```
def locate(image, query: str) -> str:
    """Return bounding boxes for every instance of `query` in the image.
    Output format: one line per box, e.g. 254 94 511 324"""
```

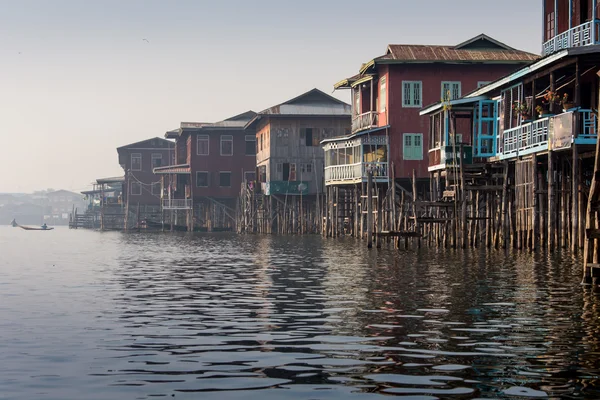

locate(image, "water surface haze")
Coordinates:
1 227 599 399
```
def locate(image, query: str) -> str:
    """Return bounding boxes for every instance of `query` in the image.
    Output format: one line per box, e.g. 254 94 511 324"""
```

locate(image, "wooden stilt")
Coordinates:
367 172 373 249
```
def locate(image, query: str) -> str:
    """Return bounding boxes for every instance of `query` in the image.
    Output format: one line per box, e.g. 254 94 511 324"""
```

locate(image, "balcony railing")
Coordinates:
325 162 388 184
542 20 600 56
325 162 363 182
352 111 378 133
580 109 598 138
502 117 550 157
162 198 192 210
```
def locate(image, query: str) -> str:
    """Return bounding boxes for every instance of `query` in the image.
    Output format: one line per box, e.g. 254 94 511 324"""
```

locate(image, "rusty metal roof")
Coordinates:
380 44 539 63
336 35 540 89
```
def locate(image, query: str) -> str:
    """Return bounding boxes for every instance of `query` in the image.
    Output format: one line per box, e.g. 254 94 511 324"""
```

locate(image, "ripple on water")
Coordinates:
0 230 598 399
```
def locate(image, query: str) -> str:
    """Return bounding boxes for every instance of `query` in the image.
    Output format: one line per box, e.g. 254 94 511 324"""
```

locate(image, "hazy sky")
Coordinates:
1 0 541 193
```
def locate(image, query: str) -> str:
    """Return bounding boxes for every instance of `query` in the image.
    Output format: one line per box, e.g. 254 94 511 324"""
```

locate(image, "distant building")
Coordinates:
155 111 257 231
240 88 351 234
117 137 175 211
45 189 86 224
249 88 351 197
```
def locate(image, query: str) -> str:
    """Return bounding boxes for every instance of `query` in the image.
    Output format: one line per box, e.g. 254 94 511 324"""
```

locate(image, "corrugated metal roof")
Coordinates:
257 88 351 116
336 34 540 89
96 176 125 184
381 45 539 63
117 137 174 150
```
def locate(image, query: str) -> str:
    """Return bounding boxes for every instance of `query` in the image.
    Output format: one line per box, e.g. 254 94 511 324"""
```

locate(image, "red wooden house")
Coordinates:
543 0 599 56
325 34 538 193
154 111 257 231
117 137 175 210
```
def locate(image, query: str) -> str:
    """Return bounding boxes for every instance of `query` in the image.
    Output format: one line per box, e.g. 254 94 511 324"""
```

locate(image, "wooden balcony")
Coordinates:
498 109 597 159
428 146 473 172
542 20 600 56
325 162 389 185
352 111 378 134
162 198 192 210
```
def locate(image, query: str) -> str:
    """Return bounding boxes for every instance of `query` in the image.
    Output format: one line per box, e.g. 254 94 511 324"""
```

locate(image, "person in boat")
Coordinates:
41 223 48 230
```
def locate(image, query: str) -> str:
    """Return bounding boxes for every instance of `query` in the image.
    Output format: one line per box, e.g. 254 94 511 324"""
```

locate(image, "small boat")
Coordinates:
12 220 54 231
18 225 54 231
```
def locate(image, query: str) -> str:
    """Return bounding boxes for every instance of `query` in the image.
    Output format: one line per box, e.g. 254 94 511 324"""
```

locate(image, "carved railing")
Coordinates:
351 111 378 133
542 20 600 56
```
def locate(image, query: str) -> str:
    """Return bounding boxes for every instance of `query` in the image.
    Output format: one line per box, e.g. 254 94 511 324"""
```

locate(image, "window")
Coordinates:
306 163 312 174
131 153 142 171
441 81 461 101
244 171 256 182
477 81 490 88
151 153 162 168
219 172 231 187
196 171 209 187
259 165 267 182
220 135 233 156
131 182 142 195
277 129 289 146
403 81 422 107
151 182 161 196
289 163 297 181
547 11 555 40
403 133 423 160
197 135 209 155
301 128 314 146
260 134 263 151
245 135 256 155
379 77 387 111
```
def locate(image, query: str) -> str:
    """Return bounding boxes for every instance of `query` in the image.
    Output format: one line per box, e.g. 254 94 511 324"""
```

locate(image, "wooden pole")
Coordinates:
354 184 360 237
548 151 555 251
459 144 467 248
532 154 539 250
501 162 509 248
367 171 373 248
391 162 396 235
124 171 130 231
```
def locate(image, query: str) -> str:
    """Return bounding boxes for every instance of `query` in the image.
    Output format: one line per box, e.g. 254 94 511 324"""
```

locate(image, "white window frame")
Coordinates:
441 81 461 101
131 153 142 171
245 135 256 155
477 81 491 88
197 135 209 156
219 171 232 187
196 171 209 188
220 135 233 156
131 182 142 195
402 81 422 108
403 133 424 161
151 153 162 168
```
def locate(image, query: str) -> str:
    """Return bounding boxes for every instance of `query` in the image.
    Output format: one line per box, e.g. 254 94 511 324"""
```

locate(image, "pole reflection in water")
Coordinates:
1 227 600 399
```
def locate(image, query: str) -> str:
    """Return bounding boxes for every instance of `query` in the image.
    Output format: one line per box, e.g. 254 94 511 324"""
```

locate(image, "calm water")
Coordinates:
1 227 600 399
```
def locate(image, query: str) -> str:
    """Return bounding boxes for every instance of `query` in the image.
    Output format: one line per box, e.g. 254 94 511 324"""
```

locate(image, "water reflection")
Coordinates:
1 228 600 399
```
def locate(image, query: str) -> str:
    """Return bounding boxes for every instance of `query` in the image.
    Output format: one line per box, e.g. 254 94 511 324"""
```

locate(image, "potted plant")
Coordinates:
536 105 544 117
513 101 531 120
562 93 575 111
